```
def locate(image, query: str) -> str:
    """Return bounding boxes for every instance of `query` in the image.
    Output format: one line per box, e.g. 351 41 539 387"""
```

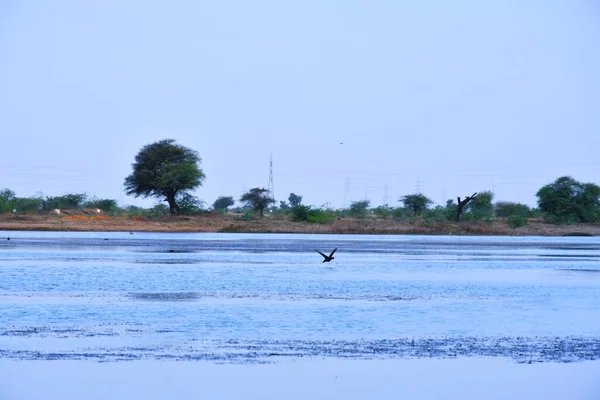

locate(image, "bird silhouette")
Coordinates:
315 248 337 263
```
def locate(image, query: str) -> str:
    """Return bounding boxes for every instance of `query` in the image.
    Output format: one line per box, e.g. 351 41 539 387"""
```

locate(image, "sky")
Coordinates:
1 0 599 209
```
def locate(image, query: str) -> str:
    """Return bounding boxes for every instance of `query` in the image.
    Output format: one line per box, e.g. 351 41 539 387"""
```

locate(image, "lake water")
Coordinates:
1 231 599 363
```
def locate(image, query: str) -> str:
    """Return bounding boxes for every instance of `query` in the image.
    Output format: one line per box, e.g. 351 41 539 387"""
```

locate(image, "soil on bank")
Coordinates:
0 213 599 236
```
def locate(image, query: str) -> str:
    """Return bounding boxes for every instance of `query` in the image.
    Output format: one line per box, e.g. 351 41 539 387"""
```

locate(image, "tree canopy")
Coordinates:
240 188 274 217
494 201 532 218
536 176 600 223
288 193 303 207
124 139 205 215
466 190 494 220
213 196 234 212
400 193 433 217
348 200 370 218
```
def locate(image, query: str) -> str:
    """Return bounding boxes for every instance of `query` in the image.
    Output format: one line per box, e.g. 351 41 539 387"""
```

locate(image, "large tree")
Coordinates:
124 139 205 215
213 196 234 212
400 193 433 217
240 188 274 217
288 193 303 207
536 176 600 223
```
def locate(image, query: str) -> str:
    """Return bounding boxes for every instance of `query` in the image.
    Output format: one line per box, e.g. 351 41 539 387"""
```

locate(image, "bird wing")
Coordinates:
315 249 328 259
328 248 337 257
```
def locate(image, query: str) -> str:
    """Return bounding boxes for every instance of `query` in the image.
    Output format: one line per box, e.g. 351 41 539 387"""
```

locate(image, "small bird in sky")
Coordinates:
315 248 337 263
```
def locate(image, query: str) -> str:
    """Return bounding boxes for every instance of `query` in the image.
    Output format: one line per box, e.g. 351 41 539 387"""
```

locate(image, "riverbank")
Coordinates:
0 214 598 236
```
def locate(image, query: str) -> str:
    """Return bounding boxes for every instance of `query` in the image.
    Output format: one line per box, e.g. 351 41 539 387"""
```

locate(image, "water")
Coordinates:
1 231 599 363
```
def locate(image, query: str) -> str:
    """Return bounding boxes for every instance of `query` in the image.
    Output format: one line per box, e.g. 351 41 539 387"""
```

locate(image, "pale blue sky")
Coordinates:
1 1 598 209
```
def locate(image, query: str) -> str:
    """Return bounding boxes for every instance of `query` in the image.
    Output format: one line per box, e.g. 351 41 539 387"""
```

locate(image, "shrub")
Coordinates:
291 205 311 222
495 201 532 218
372 205 393 219
307 209 334 224
507 215 528 229
234 212 255 221
348 200 370 218
392 207 413 221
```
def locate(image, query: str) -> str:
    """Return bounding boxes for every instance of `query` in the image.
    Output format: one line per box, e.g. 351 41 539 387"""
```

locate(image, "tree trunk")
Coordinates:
456 193 477 222
165 193 180 215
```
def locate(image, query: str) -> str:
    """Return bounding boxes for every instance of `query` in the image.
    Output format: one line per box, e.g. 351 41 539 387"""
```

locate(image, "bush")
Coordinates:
84 198 118 212
507 215 528 229
43 193 87 210
307 209 334 224
392 207 413 221
348 200 370 218
422 206 451 223
372 205 393 219
495 201 531 218
14 197 44 213
290 205 311 222
234 212 255 221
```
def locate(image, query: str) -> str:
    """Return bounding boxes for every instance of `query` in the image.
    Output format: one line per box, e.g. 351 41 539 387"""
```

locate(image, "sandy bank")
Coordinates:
0 214 598 236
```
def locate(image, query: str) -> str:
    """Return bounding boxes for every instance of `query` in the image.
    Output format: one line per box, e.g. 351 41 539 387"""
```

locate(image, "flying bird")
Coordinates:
315 248 337 263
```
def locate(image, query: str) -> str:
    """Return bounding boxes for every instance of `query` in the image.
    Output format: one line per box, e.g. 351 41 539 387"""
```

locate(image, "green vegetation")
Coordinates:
123 139 205 215
348 200 370 218
240 188 274 217
400 193 433 217
494 202 532 218
213 196 235 212
0 189 16 213
536 176 600 223
290 205 334 224
507 215 528 229
1 139 599 230
465 191 494 221
288 193 303 207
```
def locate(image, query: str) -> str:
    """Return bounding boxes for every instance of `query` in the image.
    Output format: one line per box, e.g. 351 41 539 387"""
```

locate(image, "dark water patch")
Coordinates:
123 291 483 303
539 254 600 259
0 326 86 337
5 236 600 256
1 336 598 364
129 258 276 265
0 324 140 338
128 292 202 301
557 268 600 273
131 259 200 265
134 249 199 254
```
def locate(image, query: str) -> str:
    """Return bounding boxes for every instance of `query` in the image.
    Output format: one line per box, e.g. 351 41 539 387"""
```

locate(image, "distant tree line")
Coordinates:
2 139 599 226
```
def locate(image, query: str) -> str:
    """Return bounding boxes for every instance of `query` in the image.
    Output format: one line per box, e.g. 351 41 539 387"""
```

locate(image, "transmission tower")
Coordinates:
343 177 351 207
267 153 275 202
383 181 389 206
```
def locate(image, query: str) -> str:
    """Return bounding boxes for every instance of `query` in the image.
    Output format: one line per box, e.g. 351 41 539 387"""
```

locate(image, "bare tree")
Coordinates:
456 193 477 222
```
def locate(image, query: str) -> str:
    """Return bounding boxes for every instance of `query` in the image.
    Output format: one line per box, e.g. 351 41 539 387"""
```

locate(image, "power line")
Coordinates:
343 177 351 207
383 181 389 206
267 153 275 202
